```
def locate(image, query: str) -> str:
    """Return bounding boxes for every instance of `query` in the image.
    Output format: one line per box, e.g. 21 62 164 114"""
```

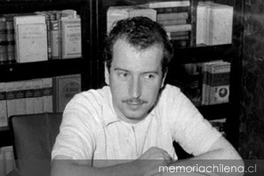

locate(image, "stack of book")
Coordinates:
181 60 231 106
140 0 191 47
0 74 81 128
107 5 157 33
196 2 233 46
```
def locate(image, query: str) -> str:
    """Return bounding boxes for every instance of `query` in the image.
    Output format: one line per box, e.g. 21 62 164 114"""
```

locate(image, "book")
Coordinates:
32 79 43 114
0 82 7 127
208 62 230 105
159 19 187 26
42 78 53 113
201 60 224 105
6 82 16 118
24 80 34 114
14 15 48 63
155 6 190 14
0 17 8 63
139 0 190 9
2 14 16 63
196 2 233 45
196 3 210 45
50 20 60 59
60 18 82 59
157 12 188 21
164 24 192 32
53 74 81 112
14 81 26 115
107 6 157 33
208 3 233 45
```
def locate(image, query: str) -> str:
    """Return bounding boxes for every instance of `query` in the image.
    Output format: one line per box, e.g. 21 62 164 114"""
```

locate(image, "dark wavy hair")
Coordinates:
104 16 174 75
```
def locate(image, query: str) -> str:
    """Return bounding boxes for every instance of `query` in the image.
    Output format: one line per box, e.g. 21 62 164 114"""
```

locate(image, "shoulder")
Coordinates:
69 86 111 108
159 84 186 103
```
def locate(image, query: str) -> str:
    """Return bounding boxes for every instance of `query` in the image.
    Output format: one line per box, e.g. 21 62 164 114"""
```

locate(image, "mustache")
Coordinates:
122 98 147 104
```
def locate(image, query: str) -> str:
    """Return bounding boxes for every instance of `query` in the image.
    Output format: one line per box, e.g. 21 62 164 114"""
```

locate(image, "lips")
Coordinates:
123 99 147 110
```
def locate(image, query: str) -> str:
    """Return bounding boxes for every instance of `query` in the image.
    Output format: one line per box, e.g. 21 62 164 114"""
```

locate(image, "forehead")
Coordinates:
112 39 163 71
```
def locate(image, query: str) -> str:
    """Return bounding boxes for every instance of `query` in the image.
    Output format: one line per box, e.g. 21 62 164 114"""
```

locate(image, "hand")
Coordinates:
136 147 172 176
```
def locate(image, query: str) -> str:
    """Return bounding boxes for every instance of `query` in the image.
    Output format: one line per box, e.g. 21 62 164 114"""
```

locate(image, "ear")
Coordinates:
104 63 110 85
161 69 168 88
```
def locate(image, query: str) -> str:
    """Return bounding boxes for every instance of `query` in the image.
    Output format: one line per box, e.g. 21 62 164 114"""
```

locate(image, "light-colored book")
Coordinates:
14 15 48 63
24 80 34 114
208 62 230 105
14 81 26 115
196 3 210 45
208 3 233 45
107 6 157 33
196 2 233 45
42 78 53 113
32 79 43 114
157 12 188 21
139 0 190 8
6 82 16 118
0 83 7 127
53 74 81 113
164 24 192 32
60 18 82 59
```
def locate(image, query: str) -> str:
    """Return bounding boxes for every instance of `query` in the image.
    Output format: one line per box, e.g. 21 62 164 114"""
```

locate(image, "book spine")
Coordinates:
0 83 7 127
42 78 53 113
159 19 187 26
146 0 190 8
14 81 26 115
157 12 189 21
164 24 192 32
6 82 16 117
0 17 8 64
5 15 16 63
24 80 34 114
32 79 43 114
50 20 60 60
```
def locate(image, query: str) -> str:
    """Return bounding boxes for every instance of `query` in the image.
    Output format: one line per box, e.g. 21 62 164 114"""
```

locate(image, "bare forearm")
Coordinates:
51 159 156 176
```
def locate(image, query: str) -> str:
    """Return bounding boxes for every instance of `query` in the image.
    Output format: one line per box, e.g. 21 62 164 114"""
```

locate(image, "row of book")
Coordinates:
0 9 82 64
0 146 15 176
0 74 81 128
107 0 192 47
181 60 230 106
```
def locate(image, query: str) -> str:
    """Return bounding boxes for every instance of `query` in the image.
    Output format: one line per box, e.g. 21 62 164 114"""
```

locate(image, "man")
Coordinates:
51 17 243 176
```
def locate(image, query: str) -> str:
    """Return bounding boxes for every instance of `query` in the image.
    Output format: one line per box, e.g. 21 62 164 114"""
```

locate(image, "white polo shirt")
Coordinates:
52 84 221 166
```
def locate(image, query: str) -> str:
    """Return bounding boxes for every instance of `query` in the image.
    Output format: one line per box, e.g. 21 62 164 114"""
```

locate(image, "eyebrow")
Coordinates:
114 68 159 75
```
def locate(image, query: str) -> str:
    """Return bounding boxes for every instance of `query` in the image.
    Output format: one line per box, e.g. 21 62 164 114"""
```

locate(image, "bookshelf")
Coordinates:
0 0 93 147
96 0 244 151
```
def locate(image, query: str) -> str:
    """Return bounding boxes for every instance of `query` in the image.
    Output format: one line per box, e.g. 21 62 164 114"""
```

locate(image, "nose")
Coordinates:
129 76 142 99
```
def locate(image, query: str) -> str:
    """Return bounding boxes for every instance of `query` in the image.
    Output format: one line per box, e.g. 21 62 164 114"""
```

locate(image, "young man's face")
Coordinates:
105 38 166 123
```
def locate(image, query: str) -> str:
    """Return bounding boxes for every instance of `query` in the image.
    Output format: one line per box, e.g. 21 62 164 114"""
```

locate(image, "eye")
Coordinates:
118 72 128 78
144 73 156 80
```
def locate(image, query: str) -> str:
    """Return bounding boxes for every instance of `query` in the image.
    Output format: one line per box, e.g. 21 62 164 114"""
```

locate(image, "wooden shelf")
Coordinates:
0 58 86 82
